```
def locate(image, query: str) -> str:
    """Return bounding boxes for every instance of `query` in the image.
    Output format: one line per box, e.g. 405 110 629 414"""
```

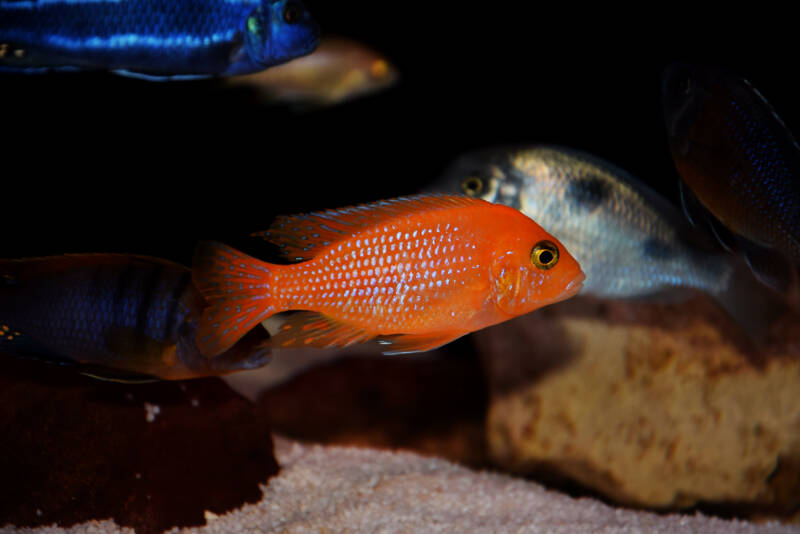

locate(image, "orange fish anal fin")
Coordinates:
377 330 465 355
270 312 374 349
192 242 277 358
251 193 484 261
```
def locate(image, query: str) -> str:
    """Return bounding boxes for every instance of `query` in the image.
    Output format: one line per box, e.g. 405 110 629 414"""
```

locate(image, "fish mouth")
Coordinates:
563 272 586 298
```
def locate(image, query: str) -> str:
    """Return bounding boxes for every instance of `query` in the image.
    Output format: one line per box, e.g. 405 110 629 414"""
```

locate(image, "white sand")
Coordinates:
4 437 797 534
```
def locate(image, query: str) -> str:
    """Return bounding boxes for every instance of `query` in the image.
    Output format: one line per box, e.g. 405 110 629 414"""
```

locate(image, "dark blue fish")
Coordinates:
0 254 270 381
0 0 319 80
662 63 800 294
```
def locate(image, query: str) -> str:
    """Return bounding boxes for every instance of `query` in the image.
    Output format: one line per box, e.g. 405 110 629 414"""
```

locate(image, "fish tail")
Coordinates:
192 242 278 358
711 257 790 344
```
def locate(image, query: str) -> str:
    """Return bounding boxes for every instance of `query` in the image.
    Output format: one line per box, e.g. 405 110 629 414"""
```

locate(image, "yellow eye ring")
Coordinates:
531 240 559 270
461 177 484 196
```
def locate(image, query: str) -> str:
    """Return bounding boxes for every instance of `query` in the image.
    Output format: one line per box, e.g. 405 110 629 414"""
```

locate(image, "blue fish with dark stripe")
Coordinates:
0 0 319 80
0 254 271 381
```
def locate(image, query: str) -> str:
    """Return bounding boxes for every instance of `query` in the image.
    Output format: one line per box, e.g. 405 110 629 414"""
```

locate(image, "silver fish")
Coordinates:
430 145 734 299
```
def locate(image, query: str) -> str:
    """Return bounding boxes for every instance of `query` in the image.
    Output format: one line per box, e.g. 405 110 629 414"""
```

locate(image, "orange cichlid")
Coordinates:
193 194 585 357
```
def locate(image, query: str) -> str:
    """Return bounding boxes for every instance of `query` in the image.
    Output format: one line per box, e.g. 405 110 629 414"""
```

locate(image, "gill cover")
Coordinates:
242 0 318 67
491 251 523 316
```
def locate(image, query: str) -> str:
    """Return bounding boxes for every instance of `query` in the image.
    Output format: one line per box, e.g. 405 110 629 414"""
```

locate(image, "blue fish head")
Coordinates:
243 0 319 68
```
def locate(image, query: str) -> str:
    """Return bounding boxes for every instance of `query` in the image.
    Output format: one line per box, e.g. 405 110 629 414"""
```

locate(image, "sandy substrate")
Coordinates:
5 436 798 534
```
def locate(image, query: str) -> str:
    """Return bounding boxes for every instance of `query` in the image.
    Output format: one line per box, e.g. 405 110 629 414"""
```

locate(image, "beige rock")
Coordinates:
478 294 800 512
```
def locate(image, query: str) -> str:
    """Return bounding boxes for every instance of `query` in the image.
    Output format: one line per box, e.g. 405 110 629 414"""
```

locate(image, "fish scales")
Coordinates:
272 214 483 332
192 194 585 357
662 64 800 295
0 254 270 380
711 79 800 256
663 64 800 256
1 257 184 362
0 0 319 78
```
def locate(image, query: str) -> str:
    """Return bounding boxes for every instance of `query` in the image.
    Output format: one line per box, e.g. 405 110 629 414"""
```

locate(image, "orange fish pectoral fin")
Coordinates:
377 330 466 355
270 312 374 349
192 241 277 358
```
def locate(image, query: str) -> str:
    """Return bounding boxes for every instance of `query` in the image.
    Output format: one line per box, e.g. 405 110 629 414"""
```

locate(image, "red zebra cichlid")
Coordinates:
193 194 584 356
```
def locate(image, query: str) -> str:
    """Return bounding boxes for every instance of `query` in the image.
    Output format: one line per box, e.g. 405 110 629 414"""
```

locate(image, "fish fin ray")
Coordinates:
111 69 212 81
251 193 482 261
79 367 160 383
740 239 798 293
178 322 272 374
708 217 738 252
378 330 464 355
678 179 741 252
678 179 704 227
0 324 72 363
192 242 277 358
0 325 159 382
711 256 790 344
270 312 373 349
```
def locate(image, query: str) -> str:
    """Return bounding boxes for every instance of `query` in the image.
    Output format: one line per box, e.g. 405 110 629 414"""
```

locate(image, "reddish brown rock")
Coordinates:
0 357 278 534
256 345 489 468
478 294 800 515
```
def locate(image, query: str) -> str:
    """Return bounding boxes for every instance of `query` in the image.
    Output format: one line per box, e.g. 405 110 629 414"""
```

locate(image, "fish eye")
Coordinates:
282 1 303 23
246 14 262 35
531 240 559 270
461 176 484 196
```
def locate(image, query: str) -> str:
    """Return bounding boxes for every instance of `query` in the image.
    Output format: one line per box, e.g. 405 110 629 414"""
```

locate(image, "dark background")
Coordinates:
1 5 794 265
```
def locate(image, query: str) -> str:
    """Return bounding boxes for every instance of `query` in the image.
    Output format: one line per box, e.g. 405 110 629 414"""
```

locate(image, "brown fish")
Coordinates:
662 63 800 294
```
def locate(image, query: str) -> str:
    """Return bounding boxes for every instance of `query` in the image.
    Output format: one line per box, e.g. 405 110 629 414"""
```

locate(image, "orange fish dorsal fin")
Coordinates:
270 312 374 349
252 193 482 261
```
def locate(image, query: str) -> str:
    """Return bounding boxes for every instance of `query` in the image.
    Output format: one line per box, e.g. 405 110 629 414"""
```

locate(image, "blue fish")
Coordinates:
0 0 319 80
0 254 271 381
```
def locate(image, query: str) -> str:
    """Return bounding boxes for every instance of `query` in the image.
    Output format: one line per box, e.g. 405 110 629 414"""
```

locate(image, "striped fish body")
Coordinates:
0 0 319 79
0 255 270 380
662 63 800 264
193 195 585 357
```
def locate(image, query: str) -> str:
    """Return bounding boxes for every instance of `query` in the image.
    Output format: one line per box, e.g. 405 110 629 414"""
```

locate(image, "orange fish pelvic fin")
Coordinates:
270 312 374 349
192 242 277 357
377 330 466 355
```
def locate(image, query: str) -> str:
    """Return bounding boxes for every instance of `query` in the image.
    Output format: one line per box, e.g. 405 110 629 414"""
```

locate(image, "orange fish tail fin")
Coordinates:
192 242 278 357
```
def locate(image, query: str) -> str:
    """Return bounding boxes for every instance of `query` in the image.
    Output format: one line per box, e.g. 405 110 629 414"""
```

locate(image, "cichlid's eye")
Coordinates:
247 14 262 35
461 176 484 196
283 1 303 23
531 240 559 270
